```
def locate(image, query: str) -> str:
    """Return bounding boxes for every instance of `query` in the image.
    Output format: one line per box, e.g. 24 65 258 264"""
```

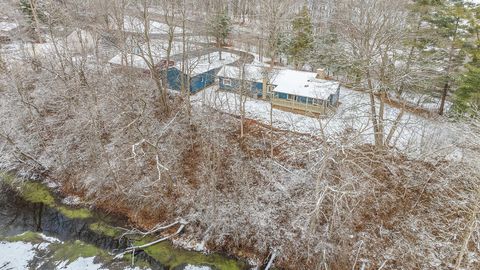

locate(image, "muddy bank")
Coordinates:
0 172 250 270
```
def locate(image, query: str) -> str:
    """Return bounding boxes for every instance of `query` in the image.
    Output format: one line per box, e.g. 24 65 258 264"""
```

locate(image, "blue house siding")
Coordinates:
166 67 185 91
190 68 220 93
218 77 264 98
166 67 221 94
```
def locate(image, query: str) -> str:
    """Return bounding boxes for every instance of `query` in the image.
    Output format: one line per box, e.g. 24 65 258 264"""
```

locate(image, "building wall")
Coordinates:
218 77 264 98
190 68 220 94
328 86 341 106
166 67 185 91
167 67 220 93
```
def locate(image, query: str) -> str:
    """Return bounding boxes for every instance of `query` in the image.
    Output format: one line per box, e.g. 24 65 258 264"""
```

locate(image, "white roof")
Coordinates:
178 51 239 76
272 69 339 100
218 65 266 82
122 16 187 35
108 41 196 69
0 22 17 32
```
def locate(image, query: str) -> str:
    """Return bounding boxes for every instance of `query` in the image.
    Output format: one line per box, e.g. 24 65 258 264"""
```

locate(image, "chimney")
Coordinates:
316 68 326 79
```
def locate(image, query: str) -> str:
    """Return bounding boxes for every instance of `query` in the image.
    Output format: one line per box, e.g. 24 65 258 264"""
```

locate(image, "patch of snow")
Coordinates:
0 21 17 32
0 241 37 269
56 257 105 270
184 265 212 270
194 242 206 252
46 180 59 189
62 195 82 206
399 91 452 112
445 148 463 162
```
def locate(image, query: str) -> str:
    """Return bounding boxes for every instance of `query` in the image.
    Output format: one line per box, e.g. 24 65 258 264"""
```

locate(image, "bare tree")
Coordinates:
334 0 408 149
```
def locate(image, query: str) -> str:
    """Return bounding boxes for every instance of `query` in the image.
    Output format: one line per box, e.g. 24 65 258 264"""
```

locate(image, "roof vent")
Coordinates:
304 84 309 87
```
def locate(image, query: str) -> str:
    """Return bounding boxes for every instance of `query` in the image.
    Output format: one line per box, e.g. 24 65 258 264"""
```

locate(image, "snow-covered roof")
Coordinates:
218 65 267 82
178 51 239 76
121 16 187 35
108 41 195 69
0 22 18 32
218 65 340 99
272 69 340 100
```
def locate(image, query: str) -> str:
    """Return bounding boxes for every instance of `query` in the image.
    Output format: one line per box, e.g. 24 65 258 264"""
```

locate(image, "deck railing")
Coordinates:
271 98 327 114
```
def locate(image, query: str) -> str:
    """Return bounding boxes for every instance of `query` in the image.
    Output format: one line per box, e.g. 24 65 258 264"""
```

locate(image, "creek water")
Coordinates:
0 175 249 270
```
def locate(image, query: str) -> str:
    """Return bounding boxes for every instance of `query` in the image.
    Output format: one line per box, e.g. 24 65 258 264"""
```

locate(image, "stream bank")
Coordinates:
0 172 250 270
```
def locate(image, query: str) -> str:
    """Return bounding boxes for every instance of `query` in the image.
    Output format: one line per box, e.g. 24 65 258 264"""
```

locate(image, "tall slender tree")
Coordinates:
428 0 470 115
208 12 231 60
288 5 314 69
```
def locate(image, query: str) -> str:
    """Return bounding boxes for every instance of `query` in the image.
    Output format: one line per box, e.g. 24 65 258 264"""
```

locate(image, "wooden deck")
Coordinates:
271 98 328 115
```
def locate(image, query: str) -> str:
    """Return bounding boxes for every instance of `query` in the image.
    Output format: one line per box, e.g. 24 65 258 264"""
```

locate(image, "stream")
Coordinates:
0 173 249 270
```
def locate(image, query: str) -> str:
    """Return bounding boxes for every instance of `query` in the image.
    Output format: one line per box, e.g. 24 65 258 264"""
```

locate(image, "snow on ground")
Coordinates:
0 241 37 269
399 91 452 112
193 85 458 157
0 233 147 270
184 265 212 270
0 21 17 32
56 257 105 270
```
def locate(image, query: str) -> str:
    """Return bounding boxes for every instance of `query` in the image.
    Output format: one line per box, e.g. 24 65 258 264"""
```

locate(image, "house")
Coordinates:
109 45 240 93
218 64 341 115
270 69 340 115
218 65 267 98
166 51 239 94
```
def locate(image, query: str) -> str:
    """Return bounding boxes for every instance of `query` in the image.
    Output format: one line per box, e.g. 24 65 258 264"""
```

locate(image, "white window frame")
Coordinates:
223 78 232 86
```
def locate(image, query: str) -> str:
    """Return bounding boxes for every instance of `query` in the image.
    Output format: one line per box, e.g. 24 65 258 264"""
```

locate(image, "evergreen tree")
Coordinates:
208 12 231 60
454 64 480 115
208 12 231 58
19 0 46 24
19 0 46 42
427 0 470 115
454 4 480 115
288 6 313 69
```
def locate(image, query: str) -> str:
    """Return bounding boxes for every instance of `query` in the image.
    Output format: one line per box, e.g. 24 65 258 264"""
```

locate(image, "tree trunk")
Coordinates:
438 81 449 115
438 17 460 115
367 71 384 150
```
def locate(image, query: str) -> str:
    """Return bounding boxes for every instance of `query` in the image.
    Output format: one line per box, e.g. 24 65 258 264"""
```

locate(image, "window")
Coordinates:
312 99 322 106
296 96 307 104
266 85 273 94
223 78 232 86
